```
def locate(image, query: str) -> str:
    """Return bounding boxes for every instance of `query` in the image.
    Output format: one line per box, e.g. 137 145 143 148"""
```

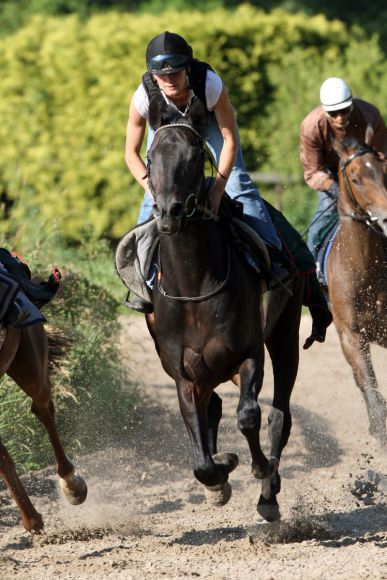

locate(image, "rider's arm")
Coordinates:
210 85 238 213
125 98 149 191
300 116 336 192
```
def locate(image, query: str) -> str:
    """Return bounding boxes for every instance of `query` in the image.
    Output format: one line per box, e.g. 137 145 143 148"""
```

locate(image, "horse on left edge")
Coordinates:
0 290 87 532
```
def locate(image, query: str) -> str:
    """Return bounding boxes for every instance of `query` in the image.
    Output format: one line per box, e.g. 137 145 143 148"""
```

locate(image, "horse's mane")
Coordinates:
340 137 374 154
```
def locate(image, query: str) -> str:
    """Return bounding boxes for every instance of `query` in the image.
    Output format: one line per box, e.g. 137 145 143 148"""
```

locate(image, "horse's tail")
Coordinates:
46 326 72 372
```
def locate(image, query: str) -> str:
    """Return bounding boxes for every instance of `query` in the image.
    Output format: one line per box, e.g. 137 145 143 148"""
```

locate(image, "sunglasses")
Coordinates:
148 54 189 72
327 106 352 118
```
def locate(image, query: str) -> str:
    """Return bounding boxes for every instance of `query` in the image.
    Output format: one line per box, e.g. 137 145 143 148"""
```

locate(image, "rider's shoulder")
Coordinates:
353 98 382 118
301 105 327 132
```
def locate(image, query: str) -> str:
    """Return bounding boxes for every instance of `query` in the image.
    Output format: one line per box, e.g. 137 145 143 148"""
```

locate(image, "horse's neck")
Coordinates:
338 217 386 263
159 224 227 291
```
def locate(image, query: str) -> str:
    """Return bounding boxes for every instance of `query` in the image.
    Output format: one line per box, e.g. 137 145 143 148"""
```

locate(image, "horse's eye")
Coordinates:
351 175 362 187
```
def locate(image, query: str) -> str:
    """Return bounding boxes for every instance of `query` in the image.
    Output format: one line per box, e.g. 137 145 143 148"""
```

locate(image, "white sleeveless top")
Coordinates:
132 69 223 118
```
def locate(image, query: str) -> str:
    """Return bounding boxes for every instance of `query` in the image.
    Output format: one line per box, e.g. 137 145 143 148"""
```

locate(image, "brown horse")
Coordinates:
143 98 305 522
0 322 87 532
327 127 387 445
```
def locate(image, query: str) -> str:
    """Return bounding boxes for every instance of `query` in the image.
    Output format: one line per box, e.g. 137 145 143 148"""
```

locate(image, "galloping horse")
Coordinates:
0 322 87 532
144 98 305 522
327 128 387 445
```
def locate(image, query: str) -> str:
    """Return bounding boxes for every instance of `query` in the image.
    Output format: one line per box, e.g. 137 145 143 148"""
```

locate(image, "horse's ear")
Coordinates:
148 96 167 130
331 135 347 158
148 97 179 130
186 97 209 132
365 124 374 147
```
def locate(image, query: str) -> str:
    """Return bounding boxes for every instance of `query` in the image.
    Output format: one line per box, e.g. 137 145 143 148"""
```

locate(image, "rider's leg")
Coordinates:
307 190 338 257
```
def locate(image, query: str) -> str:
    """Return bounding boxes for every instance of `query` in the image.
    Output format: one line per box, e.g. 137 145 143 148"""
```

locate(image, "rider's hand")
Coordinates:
209 180 226 214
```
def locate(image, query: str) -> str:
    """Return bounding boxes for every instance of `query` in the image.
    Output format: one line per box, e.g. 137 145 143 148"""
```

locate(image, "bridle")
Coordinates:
148 121 231 302
146 122 220 222
339 147 386 236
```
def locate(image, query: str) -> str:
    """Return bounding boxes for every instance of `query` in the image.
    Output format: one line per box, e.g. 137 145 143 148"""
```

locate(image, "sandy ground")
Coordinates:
0 314 386 579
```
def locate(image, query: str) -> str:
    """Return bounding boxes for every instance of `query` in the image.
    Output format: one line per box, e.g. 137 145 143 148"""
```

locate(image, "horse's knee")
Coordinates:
31 398 54 422
237 399 260 434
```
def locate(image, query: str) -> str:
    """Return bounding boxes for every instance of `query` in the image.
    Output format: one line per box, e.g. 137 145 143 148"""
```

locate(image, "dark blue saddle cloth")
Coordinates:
0 248 60 309
315 224 340 287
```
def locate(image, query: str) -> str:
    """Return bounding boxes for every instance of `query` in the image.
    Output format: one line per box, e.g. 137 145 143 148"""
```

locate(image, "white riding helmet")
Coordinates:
320 77 352 112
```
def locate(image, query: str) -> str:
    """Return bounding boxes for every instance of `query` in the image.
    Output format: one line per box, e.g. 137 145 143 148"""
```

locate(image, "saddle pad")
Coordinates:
0 270 19 319
115 218 158 303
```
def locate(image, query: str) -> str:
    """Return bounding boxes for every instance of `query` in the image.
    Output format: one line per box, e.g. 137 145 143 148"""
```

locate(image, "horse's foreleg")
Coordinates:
0 439 43 532
177 381 235 505
30 396 87 505
339 328 387 444
237 352 272 479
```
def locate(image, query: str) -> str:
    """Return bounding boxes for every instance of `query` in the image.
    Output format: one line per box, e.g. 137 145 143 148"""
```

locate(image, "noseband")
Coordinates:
340 147 385 235
147 122 219 222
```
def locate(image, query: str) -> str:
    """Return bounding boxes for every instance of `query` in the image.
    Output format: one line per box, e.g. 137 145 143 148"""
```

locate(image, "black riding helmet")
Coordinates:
146 31 193 75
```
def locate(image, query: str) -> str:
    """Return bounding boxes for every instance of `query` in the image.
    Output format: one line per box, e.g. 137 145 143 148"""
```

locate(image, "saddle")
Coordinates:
115 204 272 304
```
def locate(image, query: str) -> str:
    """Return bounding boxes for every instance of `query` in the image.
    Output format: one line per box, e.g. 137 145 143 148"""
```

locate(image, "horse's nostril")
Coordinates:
170 203 183 218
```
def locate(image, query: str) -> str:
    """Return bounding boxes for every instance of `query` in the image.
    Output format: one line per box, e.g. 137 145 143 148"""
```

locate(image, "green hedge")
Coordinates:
0 7 386 240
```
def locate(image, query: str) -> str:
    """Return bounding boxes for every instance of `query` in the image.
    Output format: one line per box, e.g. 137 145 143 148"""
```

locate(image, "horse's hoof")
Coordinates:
59 473 88 505
257 494 281 523
23 514 44 533
204 481 232 506
212 452 239 473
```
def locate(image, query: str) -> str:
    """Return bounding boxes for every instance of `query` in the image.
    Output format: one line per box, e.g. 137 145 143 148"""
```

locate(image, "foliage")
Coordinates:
0 229 137 473
0 7 386 242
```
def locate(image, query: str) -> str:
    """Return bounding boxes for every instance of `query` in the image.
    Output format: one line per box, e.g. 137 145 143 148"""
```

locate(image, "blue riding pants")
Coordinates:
137 113 282 250
307 190 338 258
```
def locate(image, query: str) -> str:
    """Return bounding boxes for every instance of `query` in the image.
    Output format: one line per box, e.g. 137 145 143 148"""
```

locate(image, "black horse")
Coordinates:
144 98 305 521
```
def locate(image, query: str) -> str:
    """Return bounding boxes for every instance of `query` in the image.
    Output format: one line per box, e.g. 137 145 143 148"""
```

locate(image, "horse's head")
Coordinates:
332 126 387 235
147 97 209 234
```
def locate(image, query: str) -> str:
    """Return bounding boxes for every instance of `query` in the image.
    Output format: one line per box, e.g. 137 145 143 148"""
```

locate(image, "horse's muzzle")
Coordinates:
154 202 184 234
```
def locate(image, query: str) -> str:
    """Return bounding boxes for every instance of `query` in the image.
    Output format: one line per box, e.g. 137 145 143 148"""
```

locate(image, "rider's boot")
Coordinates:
303 272 333 349
266 245 292 287
125 294 153 314
1 301 29 329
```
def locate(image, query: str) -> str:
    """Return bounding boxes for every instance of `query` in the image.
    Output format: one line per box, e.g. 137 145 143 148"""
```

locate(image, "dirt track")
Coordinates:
0 314 386 579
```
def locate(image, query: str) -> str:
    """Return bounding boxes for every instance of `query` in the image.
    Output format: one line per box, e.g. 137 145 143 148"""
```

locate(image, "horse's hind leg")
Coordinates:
30 396 87 504
260 292 302 522
0 439 44 532
8 329 87 505
237 350 273 480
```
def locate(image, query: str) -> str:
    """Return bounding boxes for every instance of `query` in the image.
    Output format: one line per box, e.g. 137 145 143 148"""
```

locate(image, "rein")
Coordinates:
156 241 231 302
339 148 386 236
